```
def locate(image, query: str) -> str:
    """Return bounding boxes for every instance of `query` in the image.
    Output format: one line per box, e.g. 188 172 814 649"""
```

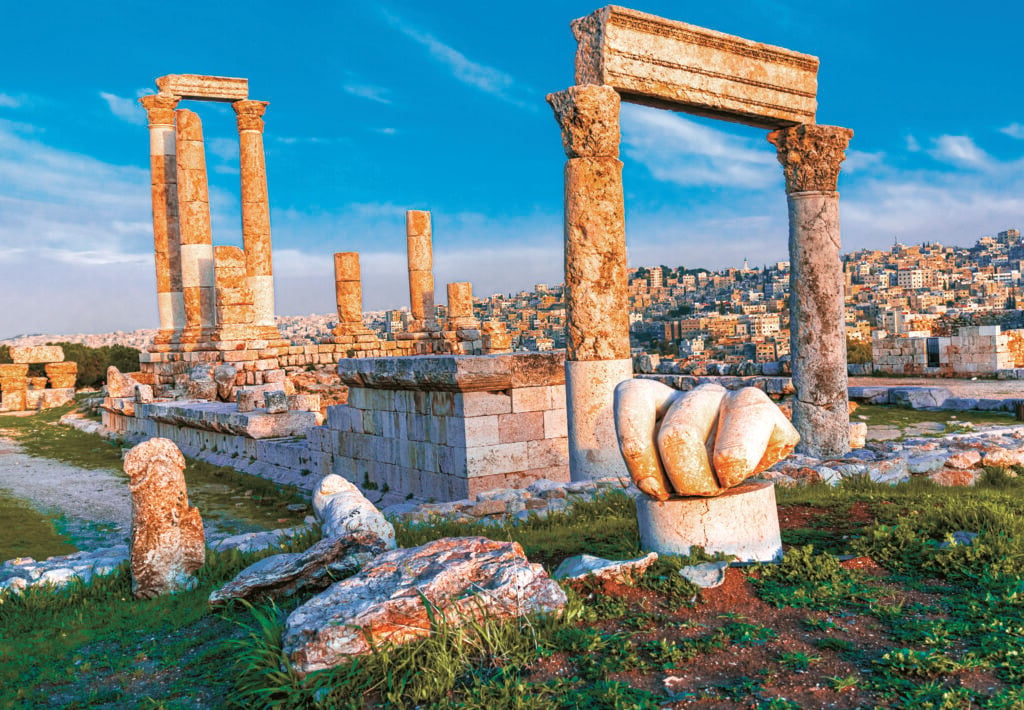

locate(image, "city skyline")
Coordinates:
3 1 1024 337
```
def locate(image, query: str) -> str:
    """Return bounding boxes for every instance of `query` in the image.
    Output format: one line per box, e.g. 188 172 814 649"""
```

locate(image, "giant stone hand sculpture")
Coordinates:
614 381 799 500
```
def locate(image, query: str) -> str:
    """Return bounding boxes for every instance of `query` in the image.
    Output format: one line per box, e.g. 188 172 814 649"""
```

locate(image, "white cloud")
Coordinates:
1000 123 1024 140
380 9 534 110
928 134 993 170
207 137 239 161
906 135 921 152
0 94 21 109
342 80 392 104
620 104 779 189
842 149 886 174
99 91 146 125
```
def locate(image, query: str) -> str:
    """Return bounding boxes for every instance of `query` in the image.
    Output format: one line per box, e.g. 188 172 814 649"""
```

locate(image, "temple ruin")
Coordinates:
549 6 853 472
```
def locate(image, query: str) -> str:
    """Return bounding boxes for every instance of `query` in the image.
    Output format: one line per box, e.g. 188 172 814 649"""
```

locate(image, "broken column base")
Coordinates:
635 481 782 562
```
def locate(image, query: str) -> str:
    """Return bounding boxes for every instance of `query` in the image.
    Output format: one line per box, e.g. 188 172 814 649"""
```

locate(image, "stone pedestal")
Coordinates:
549 85 632 481
768 124 853 459
635 481 782 562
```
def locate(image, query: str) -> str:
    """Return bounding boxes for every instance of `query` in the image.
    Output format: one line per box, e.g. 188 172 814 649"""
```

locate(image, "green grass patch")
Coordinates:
854 404 1015 429
0 488 77 559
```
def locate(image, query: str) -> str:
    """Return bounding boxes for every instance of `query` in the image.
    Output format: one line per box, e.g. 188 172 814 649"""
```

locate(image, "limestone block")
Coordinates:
27 377 48 390
288 394 321 412
134 384 154 403
123 439 204 598
636 481 782 562
47 374 77 390
460 391 513 417
543 408 568 438
187 379 218 401
282 537 565 673
553 552 658 584
1 388 26 412
107 367 140 398
312 474 396 548
526 438 570 468
24 389 44 410
10 345 64 364
265 390 289 414
213 363 237 402
464 415 500 447
0 363 29 378
849 421 867 449
566 358 633 481
41 388 75 409
466 442 529 476
546 84 620 158
155 74 248 101
571 6 817 129
498 411 545 443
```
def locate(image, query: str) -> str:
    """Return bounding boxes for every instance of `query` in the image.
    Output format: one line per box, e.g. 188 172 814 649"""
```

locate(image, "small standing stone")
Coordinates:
213 363 238 402
123 438 205 598
265 390 289 413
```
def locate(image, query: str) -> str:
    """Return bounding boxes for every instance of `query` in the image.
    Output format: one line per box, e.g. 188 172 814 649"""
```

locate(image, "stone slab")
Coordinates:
137 401 317 439
572 5 818 128
10 345 64 364
336 352 565 392
154 74 248 101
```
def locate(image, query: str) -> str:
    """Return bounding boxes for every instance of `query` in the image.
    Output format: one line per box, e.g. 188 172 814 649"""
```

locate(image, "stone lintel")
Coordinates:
138 401 316 439
336 352 567 392
571 5 818 129
155 74 248 102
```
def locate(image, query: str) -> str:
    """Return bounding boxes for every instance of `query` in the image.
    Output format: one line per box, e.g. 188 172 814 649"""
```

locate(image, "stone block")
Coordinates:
511 386 553 413
460 391 512 417
47 374 77 390
24 389 44 410
155 74 248 101
1 388 26 411
0 364 29 378
27 377 48 390
41 388 75 409
265 390 289 414
498 411 545 443
10 345 64 364
466 442 529 477
464 415 500 447
543 408 568 438
526 438 570 468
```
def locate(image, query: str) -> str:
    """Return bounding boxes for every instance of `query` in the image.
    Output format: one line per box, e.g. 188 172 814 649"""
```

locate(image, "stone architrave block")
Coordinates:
10 345 65 364
155 74 248 101
0 364 29 378
571 5 818 128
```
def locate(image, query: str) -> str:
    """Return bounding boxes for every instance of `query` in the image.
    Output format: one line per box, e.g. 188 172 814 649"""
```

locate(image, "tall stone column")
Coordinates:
768 124 853 458
233 100 278 333
333 252 364 335
139 94 184 343
548 85 632 481
175 109 216 342
406 210 436 329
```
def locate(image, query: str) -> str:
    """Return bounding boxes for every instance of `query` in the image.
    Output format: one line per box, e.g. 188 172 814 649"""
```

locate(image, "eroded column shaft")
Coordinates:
548 84 631 480
768 124 853 457
333 252 364 334
406 210 435 327
234 100 276 328
140 94 184 339
447 281 474 323
175 109 216 337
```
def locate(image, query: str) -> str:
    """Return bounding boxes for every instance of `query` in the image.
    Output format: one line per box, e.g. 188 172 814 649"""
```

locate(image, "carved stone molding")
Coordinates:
233 100 269 133
767 124 853 193
139 94 181 127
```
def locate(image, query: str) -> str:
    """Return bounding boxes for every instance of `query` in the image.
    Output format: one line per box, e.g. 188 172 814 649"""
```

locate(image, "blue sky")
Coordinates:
2 1 1024 337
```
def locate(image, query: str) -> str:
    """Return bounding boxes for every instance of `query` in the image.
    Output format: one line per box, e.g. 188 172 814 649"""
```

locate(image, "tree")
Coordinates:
847 338 872 364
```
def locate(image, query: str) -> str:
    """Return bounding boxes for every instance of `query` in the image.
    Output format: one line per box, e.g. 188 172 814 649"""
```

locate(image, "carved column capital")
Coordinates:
233 100 269 133
139 93 181 127
767 124 853 193
546 84 620 159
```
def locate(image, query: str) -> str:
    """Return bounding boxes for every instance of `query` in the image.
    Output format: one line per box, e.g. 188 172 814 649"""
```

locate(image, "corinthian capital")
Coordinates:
767 124 853 193
233 100 269 133
139 93 181 127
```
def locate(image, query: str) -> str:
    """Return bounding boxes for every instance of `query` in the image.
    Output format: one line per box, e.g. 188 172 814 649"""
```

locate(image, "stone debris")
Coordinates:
208 523 314 554
209 532 387 605
124 438 205 598
312 474 396 549
678 561 730 589
282 536 566 674
0 545 128 596
106 367 141 399
553 552 658 584
0 347 76 413
213 363 238 402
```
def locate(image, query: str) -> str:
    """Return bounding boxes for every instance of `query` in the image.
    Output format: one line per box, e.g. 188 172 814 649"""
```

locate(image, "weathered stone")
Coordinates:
678 561 730 589
769 124 853 458
237 389 258 412
553 552 657 584
134 384 154 403
282 537 566 674
0 363 29 378
983 448 1024 468
636 481 782 562
209 532 386 605
849 421 867 449
889 387 954 410
333 252 364 334
566 359 633 480
312 474 396 549
213 363 237 402
155 74 248 101
106 367 140 398
123 438 204 598
546 85 620 158
406 210 435 325
187 379 218 401
264 390 289 413
929 468 979 487
946 450 982 469
10 345 64 364
571 6 818 129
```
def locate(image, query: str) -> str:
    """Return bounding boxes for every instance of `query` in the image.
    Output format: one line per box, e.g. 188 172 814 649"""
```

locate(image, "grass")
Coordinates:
853 403 1015 429
0 488 77 559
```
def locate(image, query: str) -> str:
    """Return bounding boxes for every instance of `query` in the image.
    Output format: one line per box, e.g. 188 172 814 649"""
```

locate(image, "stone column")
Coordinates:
139 94 184 343
548 85 632 481
406 210 435 329
233 100 277 331
768 124 853 458
333 252 364 335
446 281 475 328
175 109 216 342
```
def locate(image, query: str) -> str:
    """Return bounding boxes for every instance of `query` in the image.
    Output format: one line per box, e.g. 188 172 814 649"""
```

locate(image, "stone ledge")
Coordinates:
137 401 317 439
337 352 566 392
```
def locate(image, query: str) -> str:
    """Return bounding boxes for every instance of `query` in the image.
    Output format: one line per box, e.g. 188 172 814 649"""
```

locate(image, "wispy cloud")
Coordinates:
379 8 535 110
0 93 22 109
620 104 778 189
99 90 148 125
207 137 239 161
1000 123 1024 140
342 73 393 104
927 134 993 170
842 149 886 174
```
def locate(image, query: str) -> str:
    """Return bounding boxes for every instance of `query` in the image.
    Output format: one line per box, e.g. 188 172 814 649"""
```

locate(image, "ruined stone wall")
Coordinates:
872 326 1014 377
